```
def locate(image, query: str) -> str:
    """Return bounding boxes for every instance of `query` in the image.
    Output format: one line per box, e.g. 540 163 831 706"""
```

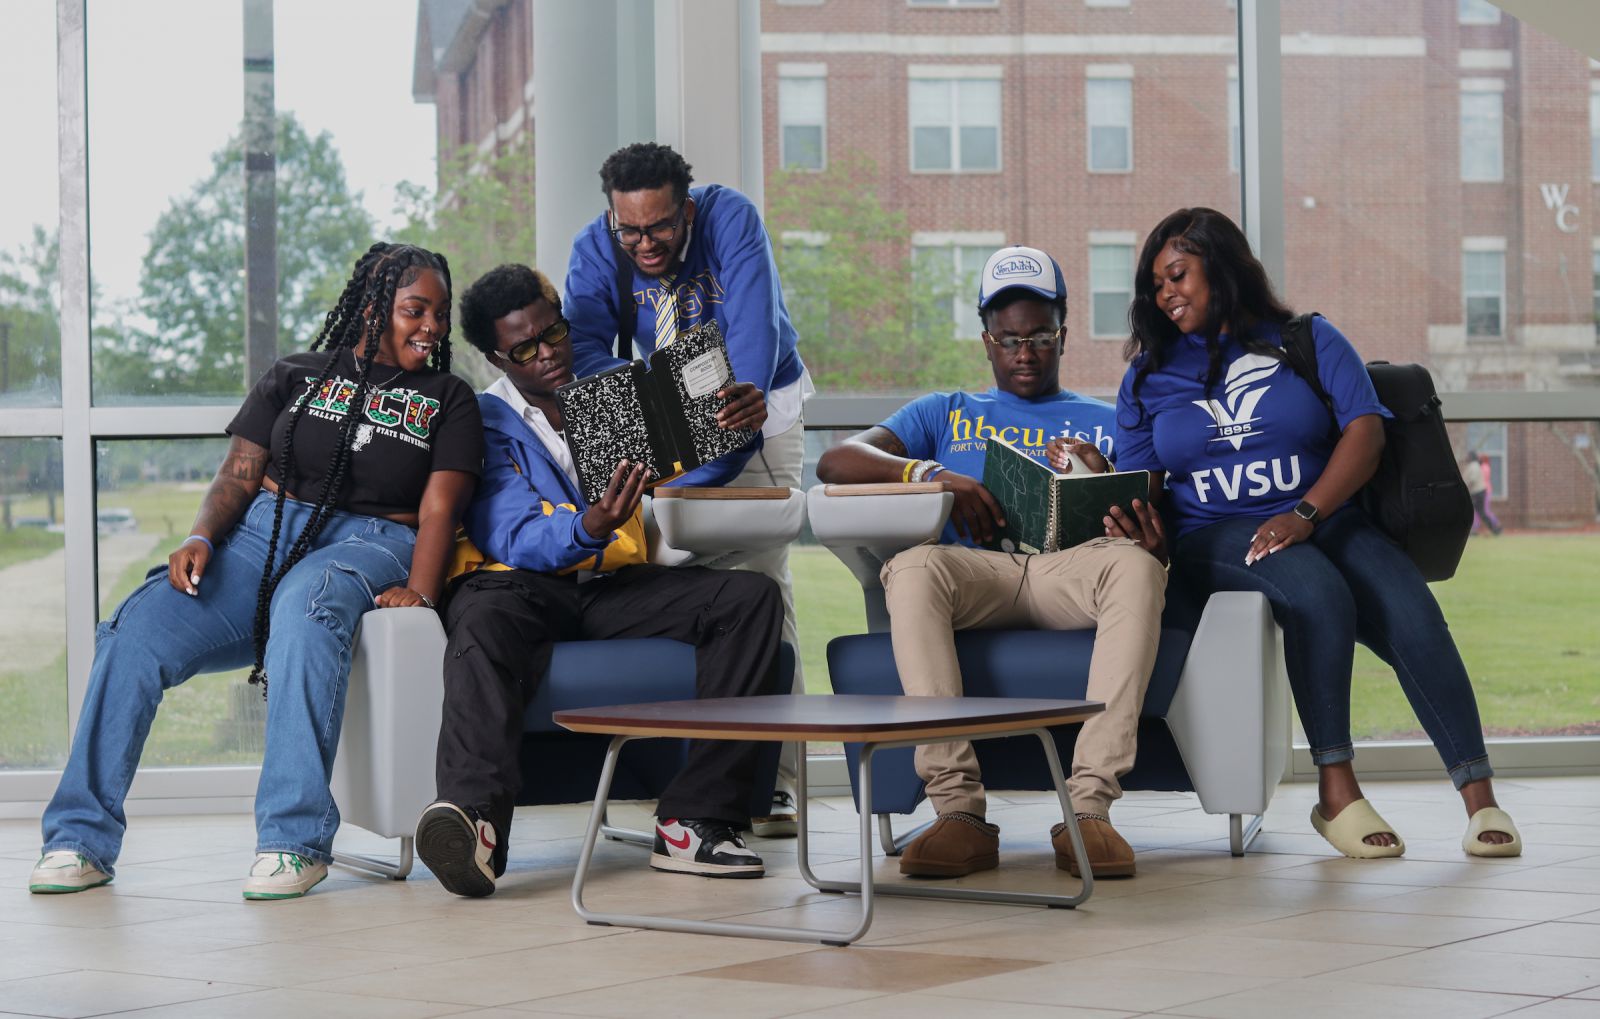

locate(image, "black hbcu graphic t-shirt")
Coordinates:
227 348 483 519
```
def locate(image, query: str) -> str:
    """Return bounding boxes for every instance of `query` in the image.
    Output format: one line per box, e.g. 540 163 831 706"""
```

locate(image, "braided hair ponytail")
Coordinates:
246 243 453 696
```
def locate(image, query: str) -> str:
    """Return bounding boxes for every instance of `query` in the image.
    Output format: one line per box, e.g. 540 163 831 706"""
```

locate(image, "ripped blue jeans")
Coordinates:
41 491 415 874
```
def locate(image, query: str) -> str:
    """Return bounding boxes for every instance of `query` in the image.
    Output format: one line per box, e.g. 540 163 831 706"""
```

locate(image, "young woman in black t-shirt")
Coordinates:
32 243 483 901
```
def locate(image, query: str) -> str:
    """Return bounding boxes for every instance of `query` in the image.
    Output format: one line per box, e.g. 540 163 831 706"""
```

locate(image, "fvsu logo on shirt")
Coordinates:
1188 354 1303 503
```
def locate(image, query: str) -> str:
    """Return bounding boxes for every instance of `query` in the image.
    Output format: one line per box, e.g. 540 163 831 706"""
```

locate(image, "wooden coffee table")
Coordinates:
553 693 1104 946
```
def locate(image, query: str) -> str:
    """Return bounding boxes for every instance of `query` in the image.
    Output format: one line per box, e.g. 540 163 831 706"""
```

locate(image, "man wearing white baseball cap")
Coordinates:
817 245 1167 879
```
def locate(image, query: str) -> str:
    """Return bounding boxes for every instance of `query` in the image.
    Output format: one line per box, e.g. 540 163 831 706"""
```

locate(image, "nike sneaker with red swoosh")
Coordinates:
651 817 764 878
416 800 497 897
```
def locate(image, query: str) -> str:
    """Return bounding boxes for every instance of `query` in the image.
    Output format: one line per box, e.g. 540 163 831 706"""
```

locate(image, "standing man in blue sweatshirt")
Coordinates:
414 264 783 898
564 142 812 836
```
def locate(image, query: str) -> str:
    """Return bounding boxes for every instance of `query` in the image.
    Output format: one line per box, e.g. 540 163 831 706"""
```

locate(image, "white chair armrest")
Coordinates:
650 487 805 556
332 607 448 839
1164 591 1290 817
806 483 955 632
805 484 953 586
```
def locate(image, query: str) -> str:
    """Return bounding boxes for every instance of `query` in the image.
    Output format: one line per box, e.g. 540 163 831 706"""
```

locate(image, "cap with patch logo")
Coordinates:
976 245 1068 312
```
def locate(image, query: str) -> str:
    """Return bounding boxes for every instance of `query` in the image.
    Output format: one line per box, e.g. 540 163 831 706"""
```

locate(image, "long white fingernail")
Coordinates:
186 586 196 596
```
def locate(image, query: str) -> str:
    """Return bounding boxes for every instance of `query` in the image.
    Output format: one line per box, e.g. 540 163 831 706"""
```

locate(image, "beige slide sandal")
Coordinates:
1311 798 1405 859
1463 806 1523 858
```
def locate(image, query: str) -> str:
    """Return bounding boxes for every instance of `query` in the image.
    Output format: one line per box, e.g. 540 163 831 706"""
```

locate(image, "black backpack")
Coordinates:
1279 313 1474 582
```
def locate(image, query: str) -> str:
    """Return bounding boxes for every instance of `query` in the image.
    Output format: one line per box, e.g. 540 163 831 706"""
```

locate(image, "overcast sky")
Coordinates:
2 0 436 305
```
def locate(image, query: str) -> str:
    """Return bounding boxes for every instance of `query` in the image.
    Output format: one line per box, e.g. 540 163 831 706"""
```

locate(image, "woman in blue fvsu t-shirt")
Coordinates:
1112 208 1521 861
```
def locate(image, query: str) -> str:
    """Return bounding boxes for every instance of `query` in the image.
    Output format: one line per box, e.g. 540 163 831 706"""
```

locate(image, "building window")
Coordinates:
1591 91 1600 183
1085 0 1132 7
1463 249 1505 339
1228 73 1241 174
914 243 998 339
1592 250 1599 336
909 77 1001 172
908 0 999 7
779 76 826 171
1459 88 1503 182
1089 242 1134 337
1458 0 1502 25
1086 77 1133 172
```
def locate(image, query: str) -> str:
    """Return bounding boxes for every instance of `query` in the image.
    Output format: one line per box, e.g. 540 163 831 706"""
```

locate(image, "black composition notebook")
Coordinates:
556 320 756 504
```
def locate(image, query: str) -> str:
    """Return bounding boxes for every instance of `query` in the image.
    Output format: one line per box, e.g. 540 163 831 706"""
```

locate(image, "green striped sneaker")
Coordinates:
241 852 327 901
29 851 111 894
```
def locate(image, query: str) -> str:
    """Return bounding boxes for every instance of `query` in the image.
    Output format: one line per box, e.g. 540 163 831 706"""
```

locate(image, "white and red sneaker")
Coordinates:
651 817 764 878
416 800 497 897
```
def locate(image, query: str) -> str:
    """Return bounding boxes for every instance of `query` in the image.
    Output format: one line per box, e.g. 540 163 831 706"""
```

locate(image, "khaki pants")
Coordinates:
880 539 1166 819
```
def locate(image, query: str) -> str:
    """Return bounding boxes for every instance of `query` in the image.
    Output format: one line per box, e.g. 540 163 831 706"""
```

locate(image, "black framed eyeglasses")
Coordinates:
610 205 685 248
503 318 570 364
984 327 1062 353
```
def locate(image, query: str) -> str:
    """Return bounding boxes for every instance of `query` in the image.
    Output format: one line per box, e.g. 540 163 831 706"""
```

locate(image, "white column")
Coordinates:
533 0 642 294
653 0 765 207
1238 0 1285 289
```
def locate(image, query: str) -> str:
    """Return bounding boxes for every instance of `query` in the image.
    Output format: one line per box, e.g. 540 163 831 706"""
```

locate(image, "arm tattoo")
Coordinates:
859 426 908 458
191 440 269 538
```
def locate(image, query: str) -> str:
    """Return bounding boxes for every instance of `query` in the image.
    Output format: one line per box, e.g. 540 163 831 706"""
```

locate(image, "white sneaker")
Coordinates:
241 852 327 901
29 851 111 894
750 790 799 838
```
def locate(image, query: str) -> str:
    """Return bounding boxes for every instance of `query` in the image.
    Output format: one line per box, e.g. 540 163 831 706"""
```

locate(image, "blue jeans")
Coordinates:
41 492 416 874
1172 506 1492 788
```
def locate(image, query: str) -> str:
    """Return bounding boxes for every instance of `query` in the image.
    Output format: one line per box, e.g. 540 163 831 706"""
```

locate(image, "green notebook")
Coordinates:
980 437 1151 554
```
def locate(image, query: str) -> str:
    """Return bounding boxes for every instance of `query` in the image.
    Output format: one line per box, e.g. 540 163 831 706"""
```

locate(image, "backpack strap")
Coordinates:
1278 312 1336 426
612 239 635 360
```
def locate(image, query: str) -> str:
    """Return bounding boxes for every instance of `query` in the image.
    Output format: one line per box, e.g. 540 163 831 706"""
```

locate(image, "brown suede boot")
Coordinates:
1052 814 1135 878
898 812 1000 878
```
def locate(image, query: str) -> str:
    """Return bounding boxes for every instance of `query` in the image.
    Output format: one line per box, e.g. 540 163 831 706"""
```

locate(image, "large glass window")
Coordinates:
1459 86 1504 182
1086 76 1133 173
0 2 62 409
1280 1 1598 747
0 438 67 769
909 75 1001 172
1464 248 1505 340
87 1 248 405
779 74 827 171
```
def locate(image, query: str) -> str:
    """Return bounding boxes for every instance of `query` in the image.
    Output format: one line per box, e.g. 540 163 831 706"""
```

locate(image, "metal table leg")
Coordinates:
796 727 1093 910
332 837 413 880
572 736 874 945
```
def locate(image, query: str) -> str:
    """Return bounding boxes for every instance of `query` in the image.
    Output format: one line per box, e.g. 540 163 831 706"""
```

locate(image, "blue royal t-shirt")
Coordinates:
1113 316 1390 536
880 387 1117 547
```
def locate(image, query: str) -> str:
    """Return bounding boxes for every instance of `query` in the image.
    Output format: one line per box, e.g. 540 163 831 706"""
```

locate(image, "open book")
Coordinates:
556 320 755 504
981 437 1150 554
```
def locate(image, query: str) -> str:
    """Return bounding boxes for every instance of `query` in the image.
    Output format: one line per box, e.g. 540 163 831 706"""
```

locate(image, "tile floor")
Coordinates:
3 776 1599 1017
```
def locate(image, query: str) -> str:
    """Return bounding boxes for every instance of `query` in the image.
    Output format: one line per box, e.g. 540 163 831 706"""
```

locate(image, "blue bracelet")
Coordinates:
183 534 214 553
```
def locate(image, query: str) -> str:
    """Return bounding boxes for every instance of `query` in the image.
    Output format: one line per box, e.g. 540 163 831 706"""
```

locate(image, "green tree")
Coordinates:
766 152 988 394
395 142 536 389
0 225 63 405
96 113 375 399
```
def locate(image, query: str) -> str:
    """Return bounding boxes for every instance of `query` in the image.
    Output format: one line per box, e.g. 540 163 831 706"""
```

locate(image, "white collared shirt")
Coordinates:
486 376 579 489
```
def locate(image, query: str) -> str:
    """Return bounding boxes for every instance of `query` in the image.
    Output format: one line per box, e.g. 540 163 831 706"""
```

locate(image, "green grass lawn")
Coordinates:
791 536 1600 739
